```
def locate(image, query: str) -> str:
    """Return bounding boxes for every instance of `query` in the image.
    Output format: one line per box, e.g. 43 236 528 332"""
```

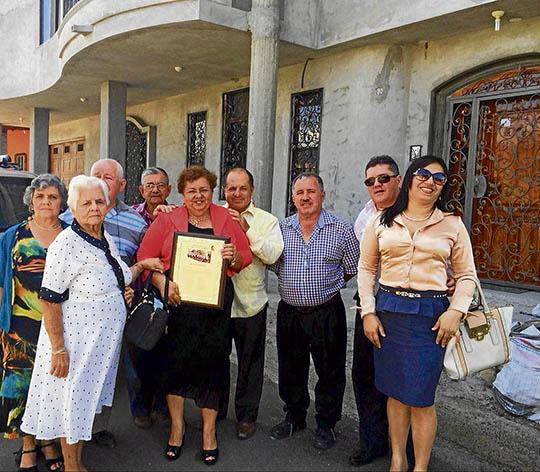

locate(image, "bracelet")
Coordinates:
53 347 67 356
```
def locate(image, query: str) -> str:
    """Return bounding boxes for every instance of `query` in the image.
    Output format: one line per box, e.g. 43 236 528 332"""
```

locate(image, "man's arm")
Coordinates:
245 215 284 265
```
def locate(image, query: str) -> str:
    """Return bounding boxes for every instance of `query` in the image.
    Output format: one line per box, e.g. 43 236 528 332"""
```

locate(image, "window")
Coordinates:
186 111 207 167
63 0 81 17
220 88 249 197
287 89 323 215
40 0 60 44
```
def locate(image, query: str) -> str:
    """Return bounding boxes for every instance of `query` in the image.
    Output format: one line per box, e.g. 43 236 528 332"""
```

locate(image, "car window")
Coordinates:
0 176 31 231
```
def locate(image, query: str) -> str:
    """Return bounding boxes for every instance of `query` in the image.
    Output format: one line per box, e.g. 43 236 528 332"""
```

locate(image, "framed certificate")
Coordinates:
170 232 230 309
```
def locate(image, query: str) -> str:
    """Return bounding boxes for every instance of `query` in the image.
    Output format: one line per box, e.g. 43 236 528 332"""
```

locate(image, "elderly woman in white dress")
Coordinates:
21 175 163 471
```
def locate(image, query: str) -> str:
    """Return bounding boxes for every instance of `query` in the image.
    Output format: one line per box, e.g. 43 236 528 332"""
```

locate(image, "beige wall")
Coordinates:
48 15 540 220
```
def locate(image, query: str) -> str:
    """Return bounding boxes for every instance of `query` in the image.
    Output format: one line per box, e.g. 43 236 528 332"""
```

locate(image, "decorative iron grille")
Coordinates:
63 0 80 16
187 111 207 167
286 89 323 215
125 121 147 205
220 88 249 197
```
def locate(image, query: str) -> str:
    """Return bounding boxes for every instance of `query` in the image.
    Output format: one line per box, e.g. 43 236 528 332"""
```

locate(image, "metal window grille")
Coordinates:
220 88 249 198
186 111 207 167
125 121 147 205
286 88 323 215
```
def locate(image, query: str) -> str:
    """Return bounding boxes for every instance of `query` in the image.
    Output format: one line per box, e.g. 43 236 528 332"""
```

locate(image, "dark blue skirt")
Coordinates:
374 291 449 407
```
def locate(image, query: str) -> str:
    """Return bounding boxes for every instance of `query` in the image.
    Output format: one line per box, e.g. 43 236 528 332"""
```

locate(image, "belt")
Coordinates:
379 284 447 299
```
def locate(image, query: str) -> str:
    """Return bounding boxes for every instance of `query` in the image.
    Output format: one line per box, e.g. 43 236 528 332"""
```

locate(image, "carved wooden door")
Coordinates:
49 139 85 187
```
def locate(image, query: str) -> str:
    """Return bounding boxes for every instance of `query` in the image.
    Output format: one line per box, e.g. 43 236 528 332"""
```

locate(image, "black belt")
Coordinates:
379 284 447 299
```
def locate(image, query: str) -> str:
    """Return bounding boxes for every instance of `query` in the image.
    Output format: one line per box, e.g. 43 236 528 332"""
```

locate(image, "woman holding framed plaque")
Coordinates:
137 166 251 466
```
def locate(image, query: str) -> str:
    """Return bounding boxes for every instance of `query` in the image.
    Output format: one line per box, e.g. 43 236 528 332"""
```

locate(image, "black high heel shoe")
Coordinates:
40 441 64 472
201 447 219 466
164 433 185 461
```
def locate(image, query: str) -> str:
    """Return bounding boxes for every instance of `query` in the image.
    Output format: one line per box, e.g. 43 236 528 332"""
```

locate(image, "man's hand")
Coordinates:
363 313 386 349
227 208 249 232
153 204 176 216
446 276 456 295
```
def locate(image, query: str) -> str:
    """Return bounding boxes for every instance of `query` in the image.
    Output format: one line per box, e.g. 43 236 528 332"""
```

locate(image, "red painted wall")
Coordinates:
6 127 30 170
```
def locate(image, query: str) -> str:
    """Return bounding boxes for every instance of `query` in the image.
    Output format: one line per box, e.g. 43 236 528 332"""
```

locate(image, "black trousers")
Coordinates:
352 292 414 463
221 305 267 422
351 309 389 455
277 294 347 429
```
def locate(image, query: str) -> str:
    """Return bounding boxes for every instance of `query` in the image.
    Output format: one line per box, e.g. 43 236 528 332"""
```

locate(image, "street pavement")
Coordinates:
1 275 539 471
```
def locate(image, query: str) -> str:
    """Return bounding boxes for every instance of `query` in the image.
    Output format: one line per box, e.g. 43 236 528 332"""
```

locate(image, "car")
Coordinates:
0 155 35 232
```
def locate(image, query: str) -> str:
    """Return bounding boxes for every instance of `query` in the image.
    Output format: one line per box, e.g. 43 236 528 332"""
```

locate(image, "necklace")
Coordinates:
30 218 61 231
188 214 210 226
402 210 433 222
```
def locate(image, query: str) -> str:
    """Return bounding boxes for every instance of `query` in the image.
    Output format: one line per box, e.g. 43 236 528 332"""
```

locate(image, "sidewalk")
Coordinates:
0 277 538 471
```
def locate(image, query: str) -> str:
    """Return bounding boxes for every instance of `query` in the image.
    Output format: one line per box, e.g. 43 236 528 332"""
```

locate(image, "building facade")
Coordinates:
0 0 539 289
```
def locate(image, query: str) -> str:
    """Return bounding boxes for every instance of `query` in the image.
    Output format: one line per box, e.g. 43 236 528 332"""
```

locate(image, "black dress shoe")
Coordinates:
348 447 388 466
270 420 306 440
237 421 256 440
92 430 117 448
313 426 336 450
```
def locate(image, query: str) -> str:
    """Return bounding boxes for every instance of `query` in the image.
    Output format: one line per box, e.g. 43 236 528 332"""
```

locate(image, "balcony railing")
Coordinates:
63 0 81 17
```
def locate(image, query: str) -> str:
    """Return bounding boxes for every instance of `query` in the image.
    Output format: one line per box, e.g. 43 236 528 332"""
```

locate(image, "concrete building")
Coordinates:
0 0 539 290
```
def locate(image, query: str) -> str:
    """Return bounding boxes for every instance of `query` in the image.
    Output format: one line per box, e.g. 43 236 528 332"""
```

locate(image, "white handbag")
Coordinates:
443 275 513 380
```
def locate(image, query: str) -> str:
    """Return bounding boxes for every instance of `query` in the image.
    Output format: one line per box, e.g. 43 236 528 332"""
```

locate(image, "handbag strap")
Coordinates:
143 272 170 310
457 275 490 314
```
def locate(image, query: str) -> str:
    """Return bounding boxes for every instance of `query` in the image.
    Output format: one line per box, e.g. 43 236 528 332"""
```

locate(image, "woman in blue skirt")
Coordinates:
358 155 477 471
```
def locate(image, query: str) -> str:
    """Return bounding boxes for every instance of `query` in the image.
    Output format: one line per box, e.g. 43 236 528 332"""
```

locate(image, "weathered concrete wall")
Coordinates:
48 16 540 222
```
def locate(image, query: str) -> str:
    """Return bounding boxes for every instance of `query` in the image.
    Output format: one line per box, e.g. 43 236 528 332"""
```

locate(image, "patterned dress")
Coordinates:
0 222 46 439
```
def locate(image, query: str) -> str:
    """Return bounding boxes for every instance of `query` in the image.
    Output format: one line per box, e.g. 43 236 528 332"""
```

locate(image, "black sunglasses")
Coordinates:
413 168 447 185
364 174 398 187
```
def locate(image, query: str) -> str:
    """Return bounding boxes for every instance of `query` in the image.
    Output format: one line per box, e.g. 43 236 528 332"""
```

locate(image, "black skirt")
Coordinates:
155 224 234 410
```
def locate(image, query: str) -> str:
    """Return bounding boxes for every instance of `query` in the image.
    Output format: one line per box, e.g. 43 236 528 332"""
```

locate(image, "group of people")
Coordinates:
0 153 477 472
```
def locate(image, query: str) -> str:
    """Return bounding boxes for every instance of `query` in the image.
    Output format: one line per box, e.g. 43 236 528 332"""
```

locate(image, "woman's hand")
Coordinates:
50 351 69 378
363 313 386 349
124 287 134 307
139 258 164 273
432 309 462 347
153 204 177 216
221 243 240 269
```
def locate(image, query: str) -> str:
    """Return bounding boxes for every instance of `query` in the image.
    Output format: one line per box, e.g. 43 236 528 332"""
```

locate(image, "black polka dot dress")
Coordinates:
21 226 132 444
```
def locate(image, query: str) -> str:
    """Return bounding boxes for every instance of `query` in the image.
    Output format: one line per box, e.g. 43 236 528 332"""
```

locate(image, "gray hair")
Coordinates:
90 158 124 179
23 173 68 213
140 167 169 185
292 172 325 192
67 175 110 210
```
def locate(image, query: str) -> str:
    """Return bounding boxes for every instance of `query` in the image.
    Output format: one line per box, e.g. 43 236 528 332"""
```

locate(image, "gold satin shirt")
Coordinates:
358 209 477 315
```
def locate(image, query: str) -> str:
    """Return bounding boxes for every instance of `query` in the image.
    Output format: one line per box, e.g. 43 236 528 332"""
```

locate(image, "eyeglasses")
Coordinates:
364 174 398 187
143 182 168 190
413 168 447 185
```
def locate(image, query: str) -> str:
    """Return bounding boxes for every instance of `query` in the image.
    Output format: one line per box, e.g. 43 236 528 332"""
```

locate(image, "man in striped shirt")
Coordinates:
60 158 149 446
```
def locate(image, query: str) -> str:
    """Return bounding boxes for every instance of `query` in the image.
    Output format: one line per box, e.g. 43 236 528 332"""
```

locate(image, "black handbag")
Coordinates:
124 273 169 351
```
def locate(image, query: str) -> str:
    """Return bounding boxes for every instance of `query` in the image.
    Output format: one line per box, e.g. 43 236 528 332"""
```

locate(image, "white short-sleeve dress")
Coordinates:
21 223 132 444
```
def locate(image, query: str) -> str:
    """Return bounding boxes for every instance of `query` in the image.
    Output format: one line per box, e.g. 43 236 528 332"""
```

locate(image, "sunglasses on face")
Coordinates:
364 174 398 187
413 168 447 185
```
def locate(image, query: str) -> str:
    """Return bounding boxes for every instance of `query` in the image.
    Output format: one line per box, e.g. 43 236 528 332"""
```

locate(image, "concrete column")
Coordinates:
100 81 127 169
30 108 50 174
245 0 281 212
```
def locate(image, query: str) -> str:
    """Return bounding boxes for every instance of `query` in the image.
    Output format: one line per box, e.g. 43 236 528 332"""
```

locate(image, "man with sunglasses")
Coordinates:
350 155 403 466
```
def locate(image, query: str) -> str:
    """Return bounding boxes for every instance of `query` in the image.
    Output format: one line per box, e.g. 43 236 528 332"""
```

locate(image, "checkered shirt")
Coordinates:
272 209 359 307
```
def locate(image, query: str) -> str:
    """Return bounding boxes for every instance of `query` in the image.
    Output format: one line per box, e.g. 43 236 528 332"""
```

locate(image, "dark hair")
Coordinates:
177 165 217 193
292 172 324 192
380 155 451 227
365 155 400 176
223 167 254 188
